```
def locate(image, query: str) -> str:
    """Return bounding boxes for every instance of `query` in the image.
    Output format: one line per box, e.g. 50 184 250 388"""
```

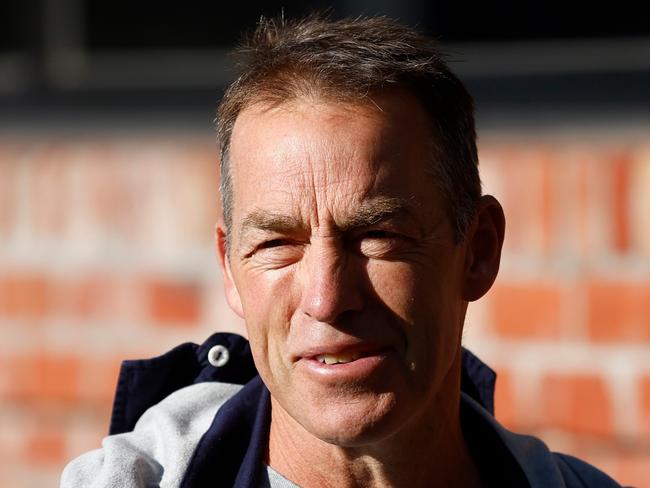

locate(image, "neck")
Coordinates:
267 360 482 488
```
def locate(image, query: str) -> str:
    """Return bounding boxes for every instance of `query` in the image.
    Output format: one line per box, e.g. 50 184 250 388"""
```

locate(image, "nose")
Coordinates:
298 240 363 324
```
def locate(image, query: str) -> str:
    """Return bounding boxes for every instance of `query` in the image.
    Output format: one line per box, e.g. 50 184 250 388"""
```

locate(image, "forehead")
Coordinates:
227 93 437 225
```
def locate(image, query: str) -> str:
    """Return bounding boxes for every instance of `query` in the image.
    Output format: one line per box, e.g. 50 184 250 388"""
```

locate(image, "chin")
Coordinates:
297 391 406 447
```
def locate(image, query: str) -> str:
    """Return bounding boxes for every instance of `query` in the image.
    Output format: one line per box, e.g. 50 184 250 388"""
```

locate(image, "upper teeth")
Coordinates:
316 352 360 364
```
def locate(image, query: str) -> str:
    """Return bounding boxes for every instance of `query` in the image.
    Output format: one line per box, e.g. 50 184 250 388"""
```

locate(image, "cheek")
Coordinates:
236 269 296 378
244 310 289 393
236 266 292 326
366 260 434 324
366 261 414 309
367 258 463 374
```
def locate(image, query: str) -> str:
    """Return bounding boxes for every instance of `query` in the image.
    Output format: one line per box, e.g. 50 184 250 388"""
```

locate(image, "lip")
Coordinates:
296 343 388 361
295 344 395 382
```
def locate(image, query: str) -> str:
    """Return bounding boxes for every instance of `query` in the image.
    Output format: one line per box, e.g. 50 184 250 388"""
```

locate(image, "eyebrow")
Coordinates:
240 212 306 238
340 196 415 231
237 196 415 249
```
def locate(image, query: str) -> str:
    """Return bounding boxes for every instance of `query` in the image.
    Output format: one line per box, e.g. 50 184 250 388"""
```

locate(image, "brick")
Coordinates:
0 152 18 238
79 357 123 405
163 145 220 245
82 154 140 238
587 281 650 342
55 275 114 319
0 411 23 465
610 152 632 254
545 146 631 259
494 369 518 429
76 142 217 251
27 144 72 237
554 147 599 257
495 147 552 256
542 374 612 438
0 274 52 319
24 429 66 467
575 151 591 254
612 449 650 488
146 279 202 325
572 443 650 488
567 441 617 482
488 282 563 339
630 146 650 256
539 150 553 253
65 416 112 463
576 147 619 258
1 274 132 322
641 375 650 438
7 354 81 404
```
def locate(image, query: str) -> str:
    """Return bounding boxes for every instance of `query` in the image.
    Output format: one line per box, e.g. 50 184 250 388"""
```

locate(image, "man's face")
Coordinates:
220 92 471 445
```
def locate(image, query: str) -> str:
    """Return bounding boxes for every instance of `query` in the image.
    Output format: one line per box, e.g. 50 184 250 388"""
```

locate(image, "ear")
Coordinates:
216 224 245 318
461 195 506 302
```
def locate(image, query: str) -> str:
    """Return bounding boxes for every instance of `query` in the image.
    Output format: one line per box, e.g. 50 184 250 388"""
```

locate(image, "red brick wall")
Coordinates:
1 131 648 487
466 132 650 487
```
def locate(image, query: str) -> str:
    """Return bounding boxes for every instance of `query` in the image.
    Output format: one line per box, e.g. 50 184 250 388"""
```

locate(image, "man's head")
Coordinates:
216 15 481 246
215 15 504 448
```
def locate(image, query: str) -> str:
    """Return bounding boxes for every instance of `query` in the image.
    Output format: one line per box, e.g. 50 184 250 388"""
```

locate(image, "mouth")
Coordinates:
297 346 393 382
302 346 393 368
314 351 362 365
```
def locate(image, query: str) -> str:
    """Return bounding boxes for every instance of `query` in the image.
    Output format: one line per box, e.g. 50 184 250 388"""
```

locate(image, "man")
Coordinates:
62 15 621 487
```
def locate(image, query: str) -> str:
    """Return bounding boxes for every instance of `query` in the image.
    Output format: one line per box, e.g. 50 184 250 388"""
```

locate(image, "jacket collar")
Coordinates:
109 332 257 435
181 376 270 487
109 332 497 437
108 333 619 488
178 374 502 488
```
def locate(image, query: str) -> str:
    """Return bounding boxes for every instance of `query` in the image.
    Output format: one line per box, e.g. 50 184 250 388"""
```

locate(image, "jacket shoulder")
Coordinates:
61 382 242 488
553 453 622 488
462 393 622 488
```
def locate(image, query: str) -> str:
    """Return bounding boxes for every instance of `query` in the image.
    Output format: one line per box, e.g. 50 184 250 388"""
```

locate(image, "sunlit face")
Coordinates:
220 92 471 446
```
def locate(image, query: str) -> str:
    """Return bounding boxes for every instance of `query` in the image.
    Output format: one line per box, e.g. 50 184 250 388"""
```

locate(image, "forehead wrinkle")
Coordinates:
295 135 380 231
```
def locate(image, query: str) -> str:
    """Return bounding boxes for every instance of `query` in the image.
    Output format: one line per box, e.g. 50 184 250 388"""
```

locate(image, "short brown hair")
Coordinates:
216 14 481 243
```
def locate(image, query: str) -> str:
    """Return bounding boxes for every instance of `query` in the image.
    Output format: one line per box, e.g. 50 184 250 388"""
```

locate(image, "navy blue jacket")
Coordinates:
72 332 621 487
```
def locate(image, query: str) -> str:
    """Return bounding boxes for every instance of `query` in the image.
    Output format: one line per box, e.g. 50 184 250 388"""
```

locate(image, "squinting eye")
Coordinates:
355 229 407 258
258 238 288 249
364 230 393 239
243 238 302 263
